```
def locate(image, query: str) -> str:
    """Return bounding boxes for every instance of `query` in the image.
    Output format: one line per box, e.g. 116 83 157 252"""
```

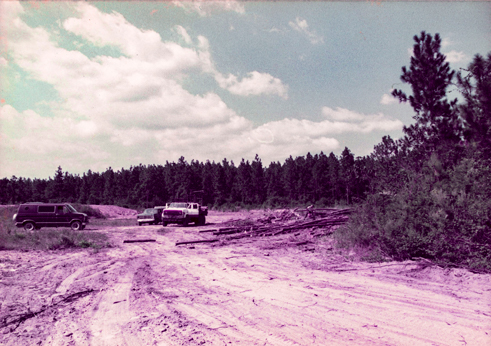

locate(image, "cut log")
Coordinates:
198 229 220 233
123 239 156 243
176 239 219 246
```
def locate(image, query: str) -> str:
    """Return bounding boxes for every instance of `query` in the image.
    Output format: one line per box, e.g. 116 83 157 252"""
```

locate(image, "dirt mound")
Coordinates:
89 205 138 219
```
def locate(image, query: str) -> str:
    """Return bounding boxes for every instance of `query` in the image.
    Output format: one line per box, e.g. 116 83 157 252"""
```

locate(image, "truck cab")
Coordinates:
162 202 207 227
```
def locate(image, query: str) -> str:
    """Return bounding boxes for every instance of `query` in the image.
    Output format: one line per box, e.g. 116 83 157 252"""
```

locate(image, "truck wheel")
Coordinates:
71 221 82 231
163 222 167 227
24 222 35 231
183 217 189 227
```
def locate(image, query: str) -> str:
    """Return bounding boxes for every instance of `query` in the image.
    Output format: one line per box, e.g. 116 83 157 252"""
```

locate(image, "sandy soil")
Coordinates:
1 209 490 345
89 205 138 219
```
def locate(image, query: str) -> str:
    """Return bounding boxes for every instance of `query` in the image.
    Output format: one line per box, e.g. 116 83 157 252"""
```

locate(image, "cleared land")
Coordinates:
1 208 490 345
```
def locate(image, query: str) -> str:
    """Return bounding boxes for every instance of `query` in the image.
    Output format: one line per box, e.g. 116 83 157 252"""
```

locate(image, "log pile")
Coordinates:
176 208 351 246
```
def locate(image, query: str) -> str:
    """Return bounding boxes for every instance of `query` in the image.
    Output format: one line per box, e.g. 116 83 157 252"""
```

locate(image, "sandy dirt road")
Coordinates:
1 211 490 345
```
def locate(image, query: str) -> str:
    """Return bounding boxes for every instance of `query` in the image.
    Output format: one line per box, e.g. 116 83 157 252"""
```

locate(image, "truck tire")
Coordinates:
182 217 189 227
163 222 167 227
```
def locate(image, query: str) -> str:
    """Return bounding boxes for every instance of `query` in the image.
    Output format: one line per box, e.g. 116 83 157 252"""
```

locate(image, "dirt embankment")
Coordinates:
1 210 490 346
89 205 138 219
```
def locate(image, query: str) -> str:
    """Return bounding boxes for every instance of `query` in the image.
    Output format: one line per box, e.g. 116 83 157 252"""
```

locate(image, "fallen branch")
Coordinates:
176 239 219 246
123 239 156 243
198 228 220 233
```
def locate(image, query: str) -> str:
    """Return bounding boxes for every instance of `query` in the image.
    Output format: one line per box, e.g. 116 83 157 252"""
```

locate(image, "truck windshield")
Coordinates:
169 203 187 208
144 209 155 214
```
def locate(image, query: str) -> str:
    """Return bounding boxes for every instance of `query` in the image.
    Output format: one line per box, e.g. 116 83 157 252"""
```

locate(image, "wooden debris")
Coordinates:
198 228 220 233
123 239 156 243
175 207 351 246
176 239 219 246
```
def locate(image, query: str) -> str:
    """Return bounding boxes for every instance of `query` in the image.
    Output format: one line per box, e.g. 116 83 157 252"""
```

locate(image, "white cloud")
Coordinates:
380 93 397 105
215 71 289 99
174 25 192 45
63 4 201 65
289 17 324 45
441 37 454 49
0 1 24 19
445 50 469 64
172 0 245 17
321 107 403 133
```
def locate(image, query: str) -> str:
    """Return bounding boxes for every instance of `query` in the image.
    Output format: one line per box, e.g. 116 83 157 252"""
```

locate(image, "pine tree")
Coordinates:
392 31 460 152
340 147 355 205
457 53 491 155
251 154 266 205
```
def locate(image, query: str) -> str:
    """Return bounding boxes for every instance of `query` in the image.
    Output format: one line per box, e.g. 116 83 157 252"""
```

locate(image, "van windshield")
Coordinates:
66 204 77 213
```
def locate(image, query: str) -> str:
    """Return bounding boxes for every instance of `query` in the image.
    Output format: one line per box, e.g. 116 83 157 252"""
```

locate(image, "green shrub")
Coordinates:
336 156 491 272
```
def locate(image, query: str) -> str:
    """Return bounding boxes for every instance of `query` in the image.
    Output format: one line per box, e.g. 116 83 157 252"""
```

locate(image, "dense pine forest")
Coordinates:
2 32 490 270
0 149 366 209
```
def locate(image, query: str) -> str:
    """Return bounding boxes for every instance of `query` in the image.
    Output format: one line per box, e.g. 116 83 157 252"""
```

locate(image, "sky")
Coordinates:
1 1 490 179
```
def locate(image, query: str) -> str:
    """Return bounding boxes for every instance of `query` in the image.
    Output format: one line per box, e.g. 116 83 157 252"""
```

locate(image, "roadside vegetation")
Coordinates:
0 206 111 251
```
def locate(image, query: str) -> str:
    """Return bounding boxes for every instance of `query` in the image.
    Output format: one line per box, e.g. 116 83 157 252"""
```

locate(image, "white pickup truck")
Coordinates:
162 202 207 226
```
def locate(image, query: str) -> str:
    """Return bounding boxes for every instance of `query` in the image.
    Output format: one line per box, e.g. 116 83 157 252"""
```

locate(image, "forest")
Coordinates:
1 32 490 271
0 150 365 209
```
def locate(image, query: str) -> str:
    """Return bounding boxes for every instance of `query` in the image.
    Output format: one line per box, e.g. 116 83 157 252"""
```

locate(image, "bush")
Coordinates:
336 156 491 272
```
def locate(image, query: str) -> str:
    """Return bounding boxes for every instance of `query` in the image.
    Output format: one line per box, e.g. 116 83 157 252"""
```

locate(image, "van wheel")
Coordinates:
70 221 82 231
24 222 35 231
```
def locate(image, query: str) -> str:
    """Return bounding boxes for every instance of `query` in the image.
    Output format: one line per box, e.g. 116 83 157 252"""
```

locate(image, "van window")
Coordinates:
39 205 55 213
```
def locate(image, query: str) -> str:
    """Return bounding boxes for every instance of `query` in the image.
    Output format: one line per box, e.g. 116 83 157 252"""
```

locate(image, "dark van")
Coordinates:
13 203 89 231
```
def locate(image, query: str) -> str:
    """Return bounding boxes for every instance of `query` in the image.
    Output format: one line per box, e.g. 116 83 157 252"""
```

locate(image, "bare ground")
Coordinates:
1 209 490 345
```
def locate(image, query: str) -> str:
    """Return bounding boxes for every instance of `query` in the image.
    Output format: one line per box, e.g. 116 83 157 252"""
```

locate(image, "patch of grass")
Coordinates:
0 227 112 251
0 205 111 251
0 228 111 251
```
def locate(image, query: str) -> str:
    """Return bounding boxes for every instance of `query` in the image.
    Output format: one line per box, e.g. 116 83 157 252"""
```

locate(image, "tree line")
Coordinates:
0 149 370 209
